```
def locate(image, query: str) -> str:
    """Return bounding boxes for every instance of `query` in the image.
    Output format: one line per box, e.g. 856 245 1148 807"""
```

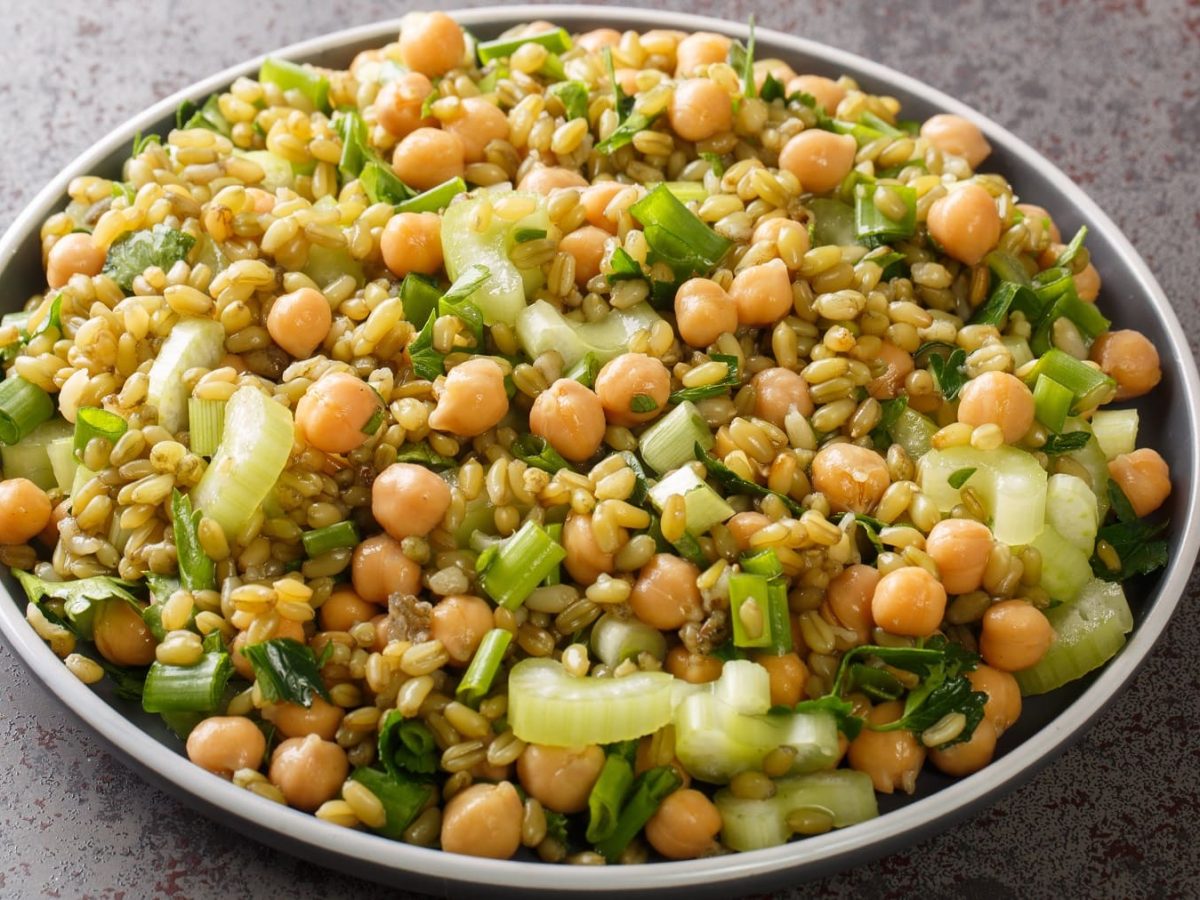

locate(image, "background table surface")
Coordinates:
1 1 1198 897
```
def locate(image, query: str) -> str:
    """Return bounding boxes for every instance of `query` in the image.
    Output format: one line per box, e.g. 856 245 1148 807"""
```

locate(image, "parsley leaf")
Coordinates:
928 347 968 401
378 710 438 777
171 490 215 592
393 443 457 469
548 79 590 122
242 637 331 707
1041 431 1092 455
406 312 444 380
629 393 658 414
102 225 196 293
696 443 803 516
511 433 574 473
1091 481 1169 581
948 467 977 490
13 569 142 637
596 48 658 154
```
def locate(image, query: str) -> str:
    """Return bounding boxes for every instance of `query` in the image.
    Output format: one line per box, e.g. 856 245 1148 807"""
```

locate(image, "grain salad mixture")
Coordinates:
1 13 1174 862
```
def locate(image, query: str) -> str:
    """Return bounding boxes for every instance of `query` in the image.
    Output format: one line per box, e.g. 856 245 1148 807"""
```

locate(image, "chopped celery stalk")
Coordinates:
917 445 1047 546
147 318 226 434
1001 335 1034 369
1032 374 1074 433
1045 474 1099 554
1090 409 1138 460
854 181 916 247
396 177 467 214
233 150 293 191
515 299 663 369
647 466 734 534
1061 418 1110 519
590 612 667 667
73 407 127 458
1030 524 1092 603
1021 349 1115 412
716 771 879 851
187 397 226 457
477 520 566 610
638 401 714 474
0 376 54 445
808 198 857 247
477 27 572 63
442 192 549 325
301 520 359 557
302 245 364 291
456 628 513 706
1 417 72 490
259 57 330 112
659 181 708 203
507 658 675 746
191 386 294 536
713 659 772 715
887 407 938 461
350 767 436 840
1016 578 1133 695
47 436 78 493
729 573 773 649
141 652 232 713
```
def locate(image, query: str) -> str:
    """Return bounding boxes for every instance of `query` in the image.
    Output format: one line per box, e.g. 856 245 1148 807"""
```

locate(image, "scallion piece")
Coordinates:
854 181 916 247
658 181 709 203
301 520 360 557
477 27 572 63
647 466 734 535
349 767 436 839
629 184 732 274
1053 225 1088 269
396 176 468 214
969 280 1043 326
141 651 232 713
456 628 513 706
589 613 667 668
638 400 714 474
187 397 225 457
72 407 127 459
1021 349 1116 412
586 745 635 843
594 766 682 860
0 376 54 446
399 273 442 328
729 572 773 649
543 522 563 585
808 198 857 247
477 520 566 610
1033 374 1074 433
259 57 330 112
984 249 1032 287
360 159 414 206
1030 289 1110 356
766 580 793 653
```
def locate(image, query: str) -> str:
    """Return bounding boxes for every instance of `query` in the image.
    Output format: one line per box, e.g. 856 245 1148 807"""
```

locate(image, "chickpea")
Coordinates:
581 181 627 233
920 114 992 169
956 371 1035 444
372 462 452 541
630 554 703 630
374 72 434 137
576 28 621 53
529 378 606 462
1016 203 1062 244
929 717 998 777
871 566 947 638
0 478 51 544
752 652 807 707
186 716 266 777
39 499 69 547
351 534 422 604
730 259 793 327
46 232 105 289
665 645 724 683
263 695 344 741
645 789 722 860
848 700 925 794
318 587 376 632
398 11 466 78
1073 262 1101 302
867 341 914 400
430 594 494 665
811 443 891 514
427 358 509 437
926 183 1001 266
380 211 443 278
269 734 348 811
517 744 606 813
751 367 814 426
726 511 771 551
594 353 671 427
561 513 621 585
674 32 731 77
925 518 993 595
1089 329 1161 400
784 75 846 115
445 97 510 164
826 564 880 644
392 128 466 191
558 225 610 286
440 781 523 859
752 217 810 264
668 78 733 143
231 618 304 679
295 371 383 455
778 130 857 195
517 166 589 195
614 68 640 96
266 287 332 359
1107 448 1171 517
93 599 156 667
979 600 1055 671
674 277 738 349
967 664 1022 735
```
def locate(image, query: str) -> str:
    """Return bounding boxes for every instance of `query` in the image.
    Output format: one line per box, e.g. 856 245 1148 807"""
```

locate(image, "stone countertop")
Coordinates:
1 1 1198 897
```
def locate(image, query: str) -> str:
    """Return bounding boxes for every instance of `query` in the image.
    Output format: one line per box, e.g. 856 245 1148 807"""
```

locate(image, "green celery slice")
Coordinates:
147 317 225 434
716 771 879 851
916 445 1047 546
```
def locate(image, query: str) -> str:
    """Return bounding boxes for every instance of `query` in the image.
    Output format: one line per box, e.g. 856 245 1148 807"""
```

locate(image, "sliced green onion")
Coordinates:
564 351 602 388
589 613 668 668
172 489 215 591
830 118 887 147
396 176 468 214
668 353 739 404
730 573 773 649
141 651 232 714
968 280 1042 326
854 181 916 247
594 766 682 861
1032 374 1074 433
808 198 857 247
349 767 436 839
477 521 566 610
740 549 783 578
1030 289 1110 356
629 184 732 274
259 57 330 112
72 407 127 459
766 580 793 654
658 181 709 203
1021 349 1116 412
456 628 513 706
1053 225 1088 269
0 376 54 446
399 273 442 328
378 710 438 776
983 249 1032 287
334 109 370 178
187 397 225 457
586 747 635 844
637 400 713 474
301 520 360 557
360 159 414 205
543 522 563 585
477 27 572 64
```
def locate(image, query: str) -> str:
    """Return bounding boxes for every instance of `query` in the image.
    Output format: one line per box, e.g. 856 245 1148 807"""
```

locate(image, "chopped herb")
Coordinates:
1053 225 1088 269
607 247 644 280
726 15 757 99
1091 481 1169 581
378 710 438 777
969 280 1042 327
437 264 491 352
699 151 726 177
513 228 548 243
565 351 602 388
175 94 231 136
548 79 590 121
629 393 659 414
850 513 885 556
1041 431 1092 455
511 433 574 473
596 49 657 154
696 443 803 516
111 181 137 204
242 638 331 707
948 467 977 490
759 72 786 103
870 395 908 449
399 272 442 329
131 131 161 157
171 490 215 592
928 347 968 401
102 225 196 293
406 311 445 380
393 443 458 469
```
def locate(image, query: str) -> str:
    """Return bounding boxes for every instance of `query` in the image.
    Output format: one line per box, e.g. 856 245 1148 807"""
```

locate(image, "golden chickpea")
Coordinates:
1074 262 1101 302
186 716 266 778
867 341 915 400
372 462 452 541
352 534 422 604
39 499 69 547
528 378 607 462
925 518 993 595
374 72 435 137
471 758 512 783
752 652 807 707
381 211 443 278
558 225 610 286
581 181 627 233
726 511 771 551
517 744 606 814
594 353 671 427
979 600 1055 671
263 695 344 741
751 367 814 426
674 277 738 349
295 371 383 455
440 781 523 859
847 701 925 794
674 32 731 77
1089 329 1162 400
269 734 349 811
665 645 724 684
561 513 621 585
429 595 494 665
576 28 621 52
392 127 466 191
630 554 703 630
668 78 733 143
644 789 722 860
929 717 997 777
811 443 891 514
266 287 332 359
0 478 51 544
1016 203 1062 244
231 618 305 679
752 217 810 265
826 564 880 644
46 232 105 289
517 166 589 195
730 259 793 327
398 11 466 78
1107 448 1171 518
871 566 947 638
93 599 156 667
967 664 1022 735
926 183 1001 266
785 75 846 115
445 97 510 164
427 358 509 437
318 587 376 632
778 130 857 195
956 370 1035 444
920 114 992 169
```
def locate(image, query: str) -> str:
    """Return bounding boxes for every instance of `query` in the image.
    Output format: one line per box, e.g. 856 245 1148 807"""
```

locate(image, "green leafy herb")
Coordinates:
102 225 196 293
726 15 757 99
586 741 637 843
393 443 458 469
948 467 977 490
378 710 438 777
334 109 415 204
850 513 885 555
437 264 491 353
565 351 603 388
969 280 1042 327
170 490 215 592
759 73 786 103
406 311 445 380
242 638 331 708
513 227 548 243
175 94 231 136
399 272 442 329
596 48 658 154
629 393 658 414
111 182 137 205
1041 431 1092 455
700 151 726 177
668 354 739 404
548 79 590 121
696 443 803 516
350 767 436 839
511 433 574 473
131 131 161 157
870 395 909 449
847 663 906 701
360 160 414 206
928 347 968 401
1091 481 1169 581
607 247 644 280
1053 225 1088 269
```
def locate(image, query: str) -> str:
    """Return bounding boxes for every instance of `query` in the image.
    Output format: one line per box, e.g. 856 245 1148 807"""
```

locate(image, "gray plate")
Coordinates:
0 6 1197 897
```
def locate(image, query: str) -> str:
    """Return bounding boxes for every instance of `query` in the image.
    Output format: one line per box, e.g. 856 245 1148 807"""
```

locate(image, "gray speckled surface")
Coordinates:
1 1 1199 897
